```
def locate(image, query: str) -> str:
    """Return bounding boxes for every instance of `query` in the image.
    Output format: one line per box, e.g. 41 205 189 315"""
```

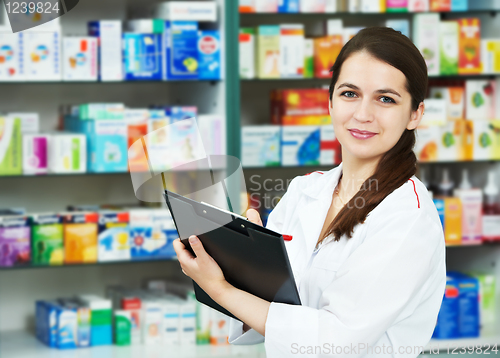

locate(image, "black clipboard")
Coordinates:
164 190 301 320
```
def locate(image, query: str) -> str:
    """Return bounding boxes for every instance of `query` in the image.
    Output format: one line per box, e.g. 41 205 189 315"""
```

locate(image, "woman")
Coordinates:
173 27 446 357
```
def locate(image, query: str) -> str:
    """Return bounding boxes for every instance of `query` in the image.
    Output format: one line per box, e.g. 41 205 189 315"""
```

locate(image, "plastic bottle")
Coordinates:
454 169 482 245
482 171 500 242
459 169 472 190
439 168 454 197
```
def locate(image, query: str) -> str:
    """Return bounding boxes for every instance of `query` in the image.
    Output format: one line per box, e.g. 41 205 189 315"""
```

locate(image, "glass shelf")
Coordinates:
0 79 221 85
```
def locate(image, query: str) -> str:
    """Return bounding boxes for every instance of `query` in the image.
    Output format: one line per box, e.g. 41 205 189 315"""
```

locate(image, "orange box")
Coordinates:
314 35 343 78
430 0 451 12
63 212 98 264
444 197 462 246
458 18 481 74
281 115 331 125
271 88 330 124
127 123 149 172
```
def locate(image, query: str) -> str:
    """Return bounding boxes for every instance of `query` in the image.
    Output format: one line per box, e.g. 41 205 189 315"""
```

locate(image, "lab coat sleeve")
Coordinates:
228 177 299 345
264 210 446 357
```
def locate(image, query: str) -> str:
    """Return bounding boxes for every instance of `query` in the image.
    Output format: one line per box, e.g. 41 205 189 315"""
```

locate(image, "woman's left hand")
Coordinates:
173 236 228 297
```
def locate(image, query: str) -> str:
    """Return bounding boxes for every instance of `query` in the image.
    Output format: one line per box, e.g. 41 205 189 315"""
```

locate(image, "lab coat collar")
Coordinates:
301 163 343 200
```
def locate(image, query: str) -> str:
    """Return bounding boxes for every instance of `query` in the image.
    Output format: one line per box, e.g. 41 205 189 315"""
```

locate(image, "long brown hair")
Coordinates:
319 26 428 245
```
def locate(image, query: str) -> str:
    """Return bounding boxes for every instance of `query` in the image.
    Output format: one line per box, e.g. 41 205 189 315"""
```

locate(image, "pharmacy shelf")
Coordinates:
425 336 500 353
240 10 500 16
0 331 266 358
0 80 221 85
0 256 178 271
241 74 499 82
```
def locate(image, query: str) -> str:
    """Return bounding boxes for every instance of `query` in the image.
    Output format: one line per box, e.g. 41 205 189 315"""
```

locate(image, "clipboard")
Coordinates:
164 190 301 320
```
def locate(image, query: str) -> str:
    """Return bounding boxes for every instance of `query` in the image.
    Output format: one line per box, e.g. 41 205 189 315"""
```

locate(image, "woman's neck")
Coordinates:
339 150 381 199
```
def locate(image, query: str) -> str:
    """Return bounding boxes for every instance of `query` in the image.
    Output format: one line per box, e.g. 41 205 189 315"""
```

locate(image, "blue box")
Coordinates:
36 301 78 349
167 106 198 123
163 21 199 80
197 30 221 80
451 0 468 11
278 0 299 12
36 300 58 347
433 199 445 228
432 275 460 339
123 33 163 81
449 272 480 338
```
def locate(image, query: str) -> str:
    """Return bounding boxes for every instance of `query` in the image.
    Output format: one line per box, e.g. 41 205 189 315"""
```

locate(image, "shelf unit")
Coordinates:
234 4 500 357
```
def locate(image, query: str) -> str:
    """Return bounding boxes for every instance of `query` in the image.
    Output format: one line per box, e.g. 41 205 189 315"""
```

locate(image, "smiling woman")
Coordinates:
173 27 446 358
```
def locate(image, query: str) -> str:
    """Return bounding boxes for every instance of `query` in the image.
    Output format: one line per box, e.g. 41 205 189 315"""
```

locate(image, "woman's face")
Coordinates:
329 51 423 163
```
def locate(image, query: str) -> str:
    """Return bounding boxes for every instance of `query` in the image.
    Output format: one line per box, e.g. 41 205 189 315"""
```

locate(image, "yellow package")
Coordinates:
444 197 462 246
64 223 98 264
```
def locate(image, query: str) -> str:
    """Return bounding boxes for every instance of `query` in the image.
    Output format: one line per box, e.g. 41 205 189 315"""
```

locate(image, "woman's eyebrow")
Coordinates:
337 83 401 98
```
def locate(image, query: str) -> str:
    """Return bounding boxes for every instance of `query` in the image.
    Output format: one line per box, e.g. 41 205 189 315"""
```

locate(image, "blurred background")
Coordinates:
0 0 500 357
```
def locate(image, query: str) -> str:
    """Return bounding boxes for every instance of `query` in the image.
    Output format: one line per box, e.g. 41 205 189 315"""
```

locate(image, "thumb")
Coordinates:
188 235 208 260
246 209 263 226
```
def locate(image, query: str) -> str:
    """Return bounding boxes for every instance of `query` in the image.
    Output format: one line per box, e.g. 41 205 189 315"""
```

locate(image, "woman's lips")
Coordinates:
348 129 377 140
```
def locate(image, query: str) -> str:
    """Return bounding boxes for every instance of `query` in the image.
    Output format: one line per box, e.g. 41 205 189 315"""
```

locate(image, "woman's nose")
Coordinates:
352 100 374 123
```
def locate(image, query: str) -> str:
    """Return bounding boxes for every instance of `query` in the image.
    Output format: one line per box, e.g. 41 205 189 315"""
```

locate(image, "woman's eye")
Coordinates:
380 96 396 104
341 91 356 98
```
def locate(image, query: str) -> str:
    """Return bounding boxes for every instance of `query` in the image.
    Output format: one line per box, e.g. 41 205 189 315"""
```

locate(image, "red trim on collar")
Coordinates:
305 171 324 176
408 179 420 209
283 235 293 241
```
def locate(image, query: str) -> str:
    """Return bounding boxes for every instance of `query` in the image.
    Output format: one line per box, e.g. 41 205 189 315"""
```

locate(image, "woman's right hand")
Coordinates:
246 209 263 226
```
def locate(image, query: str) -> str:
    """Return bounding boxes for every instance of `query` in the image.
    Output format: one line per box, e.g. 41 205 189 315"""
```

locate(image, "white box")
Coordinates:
279 24 304 78
465 80 496 120
429 87 465 120
408 0 429 12
161 296 181 345
0 32 24 81
63 37 98 81
23 30 62 81
325 0 338 12
281 126 321 166
23 134 49 175
326 19 343 36
179 300 196 345
255 0 278 12
348 0 361 12
209 310 229 345
198 115 226 157
320 126 336 165
361 0 383 12
153 1 217 21
422 99 447 126
242 126 281 167
48 133 87 173
142 299 163 345
413 14 440 76
481 39 500 74
88 21 123 81
8 113 39 133
239 30 255 79
300 0 326 12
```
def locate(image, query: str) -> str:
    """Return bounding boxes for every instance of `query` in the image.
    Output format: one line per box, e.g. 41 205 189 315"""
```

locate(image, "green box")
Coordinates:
114 310 131 346
0 116 22 176
31 214 64 266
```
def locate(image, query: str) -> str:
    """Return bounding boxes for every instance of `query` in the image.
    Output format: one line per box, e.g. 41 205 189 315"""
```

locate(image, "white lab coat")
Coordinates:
228 162 446 358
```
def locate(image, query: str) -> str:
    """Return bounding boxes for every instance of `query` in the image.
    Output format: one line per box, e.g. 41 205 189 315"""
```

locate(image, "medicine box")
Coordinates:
433 275 460 339
142 299 163 345
57 298 91 348
465 80 496 120
63 37 98 81
23 30 61 81
153 2 217 22
304 39 314 78
451 0 467 11
300 0 326 12
0 116 22 176
77 295 113 346
48 133 87 174
79 103 125 120
439 21 459 75
279 24 304 78
30 213 64 266
408 0 429 11
385 20 410 38
0 216 30 267
198 114 226 156
281 126 321 166
448 272 480 338
444 197 462 245
210 309 229 345
430 0 451 11
179 299 196 345
123 33 163 81
0 32 24 81
163 21 199 80
386 0 408 12
23 134 49 175
429 87 464 120
239 28 255 79
413 14 440 76
152 209 177 259
458 18 481 74
472 120 500 160
98 211 130 262
162 295 181 345
314 35 342 78
122 296 142 345
129 210 155 259
9 112 39 133
198 30 221 80
88 21 123 81
278 0 299 12
241 126 281 167
256 25 280 78
320 126 339 165
62 212 98 264
481 39 500 74
255 0 278 12
271 88 330 123
114 310 132 345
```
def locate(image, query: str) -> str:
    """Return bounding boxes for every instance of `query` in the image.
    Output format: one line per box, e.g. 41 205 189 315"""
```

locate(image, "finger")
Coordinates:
246 209 263 226
188 235 209 260
173 238 195 262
